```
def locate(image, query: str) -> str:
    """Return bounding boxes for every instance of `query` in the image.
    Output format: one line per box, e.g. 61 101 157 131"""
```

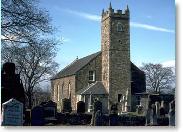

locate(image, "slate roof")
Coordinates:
76 81 108 95
51 51 144 80
51 51 101 80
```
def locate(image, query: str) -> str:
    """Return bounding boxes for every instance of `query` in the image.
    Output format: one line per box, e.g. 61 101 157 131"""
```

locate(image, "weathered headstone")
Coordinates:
150 104 157 126
169 100 175 126
31 106 45 126
109 113 118 126
160 108 165 117
93 110 103 126
77 101 85 114
93 98 102 114
61 98 72 113
110 103 118 114
2 99 23 126
145 107 151 126
136 105 144 115
41 100 57 118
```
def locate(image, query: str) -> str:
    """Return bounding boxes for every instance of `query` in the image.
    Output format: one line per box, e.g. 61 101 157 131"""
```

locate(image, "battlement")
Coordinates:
101 3 129 21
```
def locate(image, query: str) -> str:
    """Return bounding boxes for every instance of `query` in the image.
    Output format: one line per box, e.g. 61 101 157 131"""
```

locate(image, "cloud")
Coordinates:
147 15 152 19
63 9 174 33
59 36 71 43
62 37 70 42
162 60 175 68
130 22 174 33
64 9 101 22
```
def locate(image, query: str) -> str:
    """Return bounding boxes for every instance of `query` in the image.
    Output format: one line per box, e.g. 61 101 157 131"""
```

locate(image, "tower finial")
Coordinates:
126 4 129 11
102 9 104 15
109 2 112 9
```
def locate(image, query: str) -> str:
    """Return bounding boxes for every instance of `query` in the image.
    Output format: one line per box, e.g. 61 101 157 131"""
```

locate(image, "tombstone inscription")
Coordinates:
2 99 23 126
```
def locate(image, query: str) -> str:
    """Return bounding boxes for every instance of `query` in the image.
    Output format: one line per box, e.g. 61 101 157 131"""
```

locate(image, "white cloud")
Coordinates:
130 22 174 33
64 9 101 22
162 60 175 67
147 15 152 19
63 9 174 33
60 36 71 43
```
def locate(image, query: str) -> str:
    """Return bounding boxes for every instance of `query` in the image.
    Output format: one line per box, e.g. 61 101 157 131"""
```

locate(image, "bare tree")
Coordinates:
141 63 175 94
1 0 61 108
1 0 52 45
2 39 59 108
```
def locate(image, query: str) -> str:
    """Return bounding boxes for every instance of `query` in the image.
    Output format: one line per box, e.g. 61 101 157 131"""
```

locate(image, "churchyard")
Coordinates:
1 62 175 126
1 97 175 126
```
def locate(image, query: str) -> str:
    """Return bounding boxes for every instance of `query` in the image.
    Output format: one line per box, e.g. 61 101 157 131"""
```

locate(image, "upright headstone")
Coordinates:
145 107 151 126
77 101 85 114
110 103 118 114
136 105 144 115
93 98 102 114
2 99 23 126
155 101 160 117
93 110 103 126
31 105 45 126
41 100 57 119
61 98 72 113
160 101 166 117
169 100 175 126
150 104 157 126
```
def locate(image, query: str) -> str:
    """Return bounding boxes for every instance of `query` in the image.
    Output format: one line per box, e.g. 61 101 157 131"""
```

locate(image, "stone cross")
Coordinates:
2 98 23 126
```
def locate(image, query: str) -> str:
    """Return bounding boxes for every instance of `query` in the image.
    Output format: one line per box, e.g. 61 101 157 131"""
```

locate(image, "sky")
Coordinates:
39 0 175 71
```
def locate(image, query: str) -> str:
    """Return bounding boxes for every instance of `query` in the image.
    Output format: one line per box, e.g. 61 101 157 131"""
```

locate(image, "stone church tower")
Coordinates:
101 3 131 111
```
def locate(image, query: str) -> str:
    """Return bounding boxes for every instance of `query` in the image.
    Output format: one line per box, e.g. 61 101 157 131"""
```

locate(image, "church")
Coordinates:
51 3 146 114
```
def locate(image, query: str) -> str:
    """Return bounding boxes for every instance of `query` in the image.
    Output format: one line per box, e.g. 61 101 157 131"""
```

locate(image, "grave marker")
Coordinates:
2 98 23 126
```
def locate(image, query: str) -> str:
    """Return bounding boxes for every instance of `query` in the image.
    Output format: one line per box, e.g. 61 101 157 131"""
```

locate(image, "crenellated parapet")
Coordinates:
101 3 129 21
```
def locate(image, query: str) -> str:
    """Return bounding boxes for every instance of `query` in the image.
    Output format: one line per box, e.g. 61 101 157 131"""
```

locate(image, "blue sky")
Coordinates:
39 0 175 71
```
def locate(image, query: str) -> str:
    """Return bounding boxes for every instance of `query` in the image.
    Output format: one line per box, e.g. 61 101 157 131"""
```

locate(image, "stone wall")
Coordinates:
51 75 76 111
76 54 102 92
101 8 131 111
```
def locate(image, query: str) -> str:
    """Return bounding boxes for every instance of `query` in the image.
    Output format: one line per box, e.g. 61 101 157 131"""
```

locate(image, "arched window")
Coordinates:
57 85 60 101
117 23 123 32
68 82 71 98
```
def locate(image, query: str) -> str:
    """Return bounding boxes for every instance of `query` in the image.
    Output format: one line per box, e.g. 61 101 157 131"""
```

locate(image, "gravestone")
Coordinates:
2 98 23 126
150 104 157 126
1 62 25 105
93 110 103 126
41 100 57 118
62 98 72 113
169 100 175 126
93 99 102 114
110 103 118 114
145 107 151 126
77 101 85 114
109 113 118 126
136 105 143 115
31 106 45 126
155 101 160 117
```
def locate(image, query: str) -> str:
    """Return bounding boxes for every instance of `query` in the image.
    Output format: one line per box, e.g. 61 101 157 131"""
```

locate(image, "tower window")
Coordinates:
117 23 123 32
89 71 95 81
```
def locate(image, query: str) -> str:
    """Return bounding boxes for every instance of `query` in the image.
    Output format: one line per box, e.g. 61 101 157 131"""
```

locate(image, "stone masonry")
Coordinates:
101 4 131 111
